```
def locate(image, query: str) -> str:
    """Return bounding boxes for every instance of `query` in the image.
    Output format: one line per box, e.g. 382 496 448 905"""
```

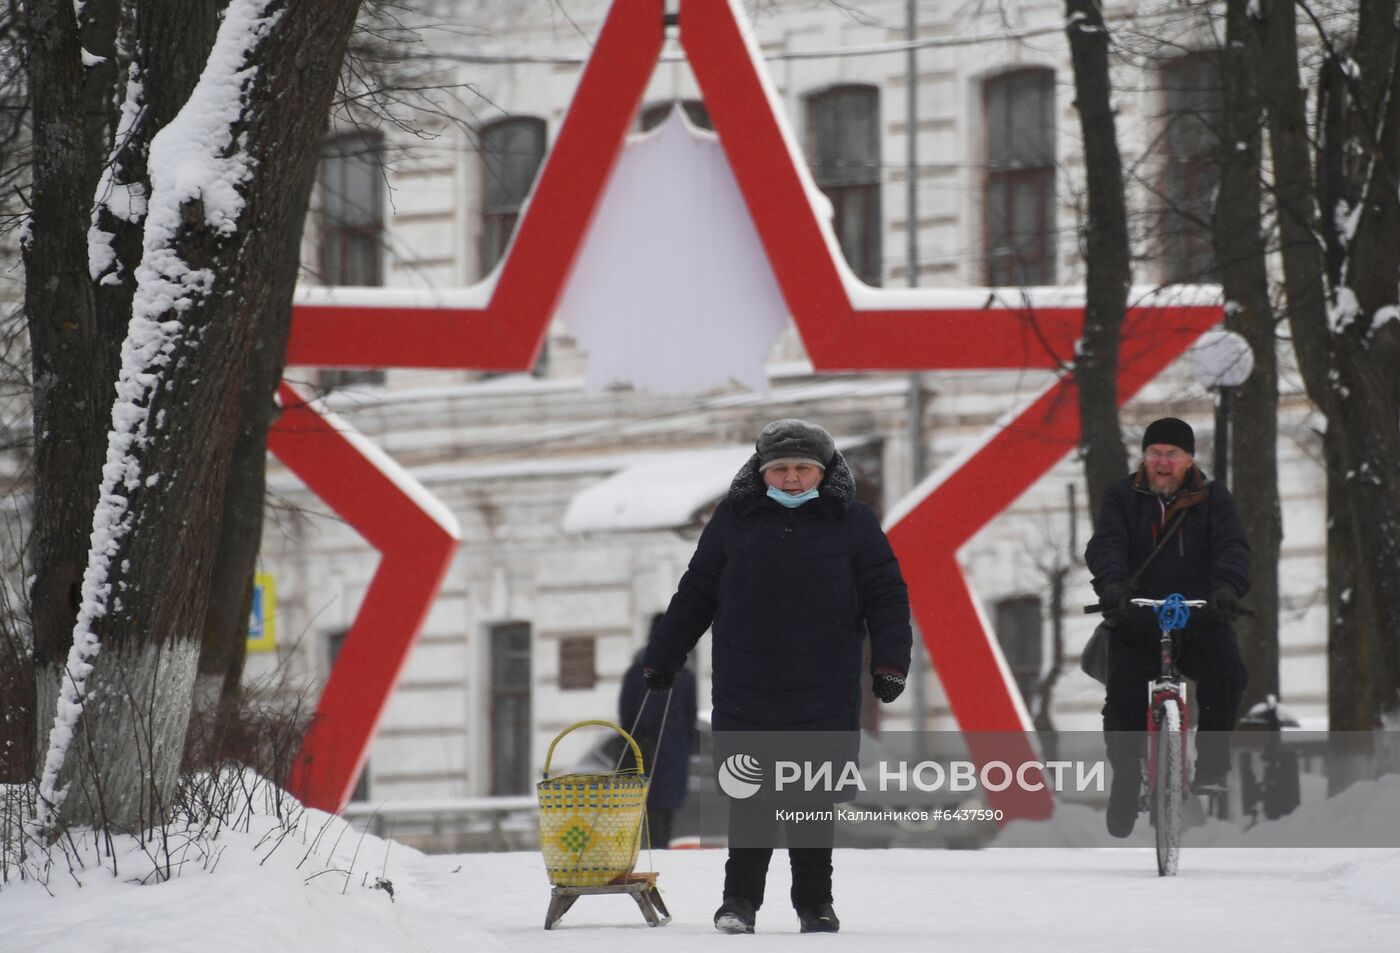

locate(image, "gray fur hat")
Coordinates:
756 418 836 472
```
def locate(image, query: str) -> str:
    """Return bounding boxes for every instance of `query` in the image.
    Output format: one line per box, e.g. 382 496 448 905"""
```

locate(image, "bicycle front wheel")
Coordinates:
1153 699 1184 877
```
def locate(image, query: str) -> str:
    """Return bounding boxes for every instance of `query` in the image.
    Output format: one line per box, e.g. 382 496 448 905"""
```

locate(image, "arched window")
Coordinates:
983 69 1056 286
479 116 547 275
1159 53 1222 284
807 85 883 286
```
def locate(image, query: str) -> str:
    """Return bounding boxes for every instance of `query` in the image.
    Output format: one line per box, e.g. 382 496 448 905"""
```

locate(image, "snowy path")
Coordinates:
4 823 1398 952
410 847 1399 952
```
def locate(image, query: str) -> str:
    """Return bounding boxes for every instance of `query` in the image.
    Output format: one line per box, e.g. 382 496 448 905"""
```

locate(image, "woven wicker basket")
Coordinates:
537 720 650 887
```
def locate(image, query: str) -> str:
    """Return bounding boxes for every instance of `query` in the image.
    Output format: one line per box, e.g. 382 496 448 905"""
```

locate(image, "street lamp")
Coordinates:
1188 329 1255 489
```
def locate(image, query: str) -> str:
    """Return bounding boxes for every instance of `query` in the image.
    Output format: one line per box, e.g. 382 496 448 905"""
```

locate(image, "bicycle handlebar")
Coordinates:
1082 600 1253 617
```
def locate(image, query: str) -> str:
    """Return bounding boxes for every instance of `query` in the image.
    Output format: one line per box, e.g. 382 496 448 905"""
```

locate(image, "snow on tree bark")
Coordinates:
30 0 361 836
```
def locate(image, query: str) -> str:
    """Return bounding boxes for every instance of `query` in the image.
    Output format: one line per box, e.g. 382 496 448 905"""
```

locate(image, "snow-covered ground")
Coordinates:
4 783 1399 952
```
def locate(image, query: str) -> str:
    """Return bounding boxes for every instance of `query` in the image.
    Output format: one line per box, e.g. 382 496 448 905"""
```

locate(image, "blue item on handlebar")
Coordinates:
1155 593 1192 633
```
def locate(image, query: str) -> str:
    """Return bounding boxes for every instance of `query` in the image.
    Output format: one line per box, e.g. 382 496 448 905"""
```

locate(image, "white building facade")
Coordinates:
254 0 1329 805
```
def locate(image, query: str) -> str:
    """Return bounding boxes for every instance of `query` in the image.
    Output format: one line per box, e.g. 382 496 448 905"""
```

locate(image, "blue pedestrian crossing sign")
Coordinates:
248 573 277 653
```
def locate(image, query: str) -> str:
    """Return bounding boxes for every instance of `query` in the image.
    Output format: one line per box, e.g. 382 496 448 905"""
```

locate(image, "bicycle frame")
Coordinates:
1131 595 1204 877
1145 636 1190 801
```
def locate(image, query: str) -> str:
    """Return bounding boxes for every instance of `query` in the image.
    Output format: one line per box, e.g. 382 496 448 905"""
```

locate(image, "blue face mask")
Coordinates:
766 485 819 508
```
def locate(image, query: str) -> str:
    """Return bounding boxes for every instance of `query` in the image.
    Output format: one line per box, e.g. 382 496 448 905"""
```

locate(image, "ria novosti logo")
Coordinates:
717 753 764 799
716 755 1104 797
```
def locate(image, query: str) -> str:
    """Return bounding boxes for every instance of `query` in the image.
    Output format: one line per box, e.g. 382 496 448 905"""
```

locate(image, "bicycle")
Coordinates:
1087 592 1203 877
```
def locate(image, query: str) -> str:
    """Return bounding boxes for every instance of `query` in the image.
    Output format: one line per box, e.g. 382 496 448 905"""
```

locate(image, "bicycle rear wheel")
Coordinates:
1153 699 1184 877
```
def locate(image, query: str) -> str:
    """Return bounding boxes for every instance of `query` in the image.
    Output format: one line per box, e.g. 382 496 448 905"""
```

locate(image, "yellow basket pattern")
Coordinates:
537 720 650 887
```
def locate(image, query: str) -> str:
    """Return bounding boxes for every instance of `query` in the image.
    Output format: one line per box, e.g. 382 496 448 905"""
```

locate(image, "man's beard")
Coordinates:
1150 473 1183 498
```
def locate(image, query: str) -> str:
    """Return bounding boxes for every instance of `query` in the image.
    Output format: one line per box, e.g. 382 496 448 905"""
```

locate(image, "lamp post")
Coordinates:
1188 329 1255 489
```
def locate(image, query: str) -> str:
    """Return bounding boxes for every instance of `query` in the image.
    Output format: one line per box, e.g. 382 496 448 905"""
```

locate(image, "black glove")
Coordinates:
1100 581 1133 615
1209 584 1238 616
643 667 675 692
872 670 906 704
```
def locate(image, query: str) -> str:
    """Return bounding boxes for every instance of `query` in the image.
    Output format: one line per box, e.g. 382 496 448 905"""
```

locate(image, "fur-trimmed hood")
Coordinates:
726 450 857 518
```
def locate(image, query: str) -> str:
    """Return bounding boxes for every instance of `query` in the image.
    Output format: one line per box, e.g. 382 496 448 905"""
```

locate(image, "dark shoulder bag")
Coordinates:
1080 511 1188 684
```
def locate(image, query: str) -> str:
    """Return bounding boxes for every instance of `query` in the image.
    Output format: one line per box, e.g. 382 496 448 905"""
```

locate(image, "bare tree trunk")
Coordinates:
0 623 32 782
1034 562 1066 763
194 158 316 715
30 0 361 835
1315 19 1400 721
1333 4 1400 716
77 1 120 190
25 0 106 717
1259 0 1400 725
1214 0 1281 709
1065 0 1130 516
1326 428 1377 732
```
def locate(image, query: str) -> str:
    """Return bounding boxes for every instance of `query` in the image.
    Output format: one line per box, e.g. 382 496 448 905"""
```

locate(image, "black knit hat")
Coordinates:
756 418 836 472
1142 417 1195 455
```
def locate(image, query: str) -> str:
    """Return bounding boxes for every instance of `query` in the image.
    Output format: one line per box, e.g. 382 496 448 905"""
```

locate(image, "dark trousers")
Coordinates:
1103 623 1248 777
723 798 834 909
644 804 673 849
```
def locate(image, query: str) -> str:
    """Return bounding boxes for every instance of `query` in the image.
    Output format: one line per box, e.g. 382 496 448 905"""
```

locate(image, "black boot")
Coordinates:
797 903 840 933
1106 766 1139 838
1191 764 1228 795
714 896 757 934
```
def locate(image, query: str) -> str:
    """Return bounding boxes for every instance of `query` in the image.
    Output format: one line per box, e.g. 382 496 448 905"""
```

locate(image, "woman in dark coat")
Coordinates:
642 418 912 935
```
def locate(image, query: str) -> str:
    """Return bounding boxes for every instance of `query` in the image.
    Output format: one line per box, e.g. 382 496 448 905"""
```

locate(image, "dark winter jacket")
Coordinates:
618 653 696 810
644 452 913 731
1085 464 1250 635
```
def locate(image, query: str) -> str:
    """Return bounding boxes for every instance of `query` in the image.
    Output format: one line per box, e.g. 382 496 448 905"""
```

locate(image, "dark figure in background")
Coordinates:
618 627 697 850
1086 417 1250 839
642 418 912 934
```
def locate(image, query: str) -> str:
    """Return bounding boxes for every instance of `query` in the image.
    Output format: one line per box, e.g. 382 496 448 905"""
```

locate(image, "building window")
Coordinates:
479 117 547 276
807 85 883 286
489 622 532 795
327 629 371 802
984 69 1056 286
1160 53 1222 284
317 132 386 389
994 596 1043 708
639 99 712 132
842 440 886 519
558 636 597 690
319 132 384 287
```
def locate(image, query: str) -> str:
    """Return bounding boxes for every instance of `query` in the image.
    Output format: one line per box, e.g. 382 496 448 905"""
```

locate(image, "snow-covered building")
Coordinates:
254 0 1329 807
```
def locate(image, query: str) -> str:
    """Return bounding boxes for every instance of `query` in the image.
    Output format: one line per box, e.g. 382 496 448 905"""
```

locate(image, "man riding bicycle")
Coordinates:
1085 417 1250 838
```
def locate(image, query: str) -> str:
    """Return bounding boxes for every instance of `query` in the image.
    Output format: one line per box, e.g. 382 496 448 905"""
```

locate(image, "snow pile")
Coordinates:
2 776 498 953
993 773 1400 850
1187 774 1400 848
